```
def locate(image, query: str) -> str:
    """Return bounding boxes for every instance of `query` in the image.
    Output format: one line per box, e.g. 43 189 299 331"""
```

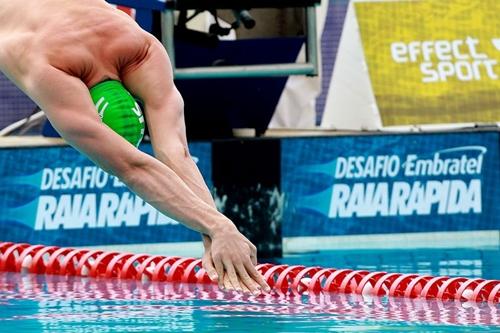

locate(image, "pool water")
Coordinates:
1 248 499 332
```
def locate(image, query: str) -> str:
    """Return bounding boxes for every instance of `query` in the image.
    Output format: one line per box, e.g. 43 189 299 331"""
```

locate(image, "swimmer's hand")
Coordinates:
206 224 270 295
202 236 260 294
201 235 219 280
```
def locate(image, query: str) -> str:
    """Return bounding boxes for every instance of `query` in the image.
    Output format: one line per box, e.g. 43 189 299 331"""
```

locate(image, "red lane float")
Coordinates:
0 242 498 303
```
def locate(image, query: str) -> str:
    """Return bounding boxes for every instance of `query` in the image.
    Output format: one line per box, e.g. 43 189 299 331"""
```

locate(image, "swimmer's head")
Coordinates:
89 80 145 147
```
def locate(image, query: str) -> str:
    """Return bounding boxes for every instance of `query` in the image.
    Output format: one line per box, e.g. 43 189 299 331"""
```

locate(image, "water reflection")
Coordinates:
0 272 498 332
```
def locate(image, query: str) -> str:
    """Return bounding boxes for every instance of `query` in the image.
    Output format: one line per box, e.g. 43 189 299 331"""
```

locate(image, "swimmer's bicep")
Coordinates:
30 67 143 176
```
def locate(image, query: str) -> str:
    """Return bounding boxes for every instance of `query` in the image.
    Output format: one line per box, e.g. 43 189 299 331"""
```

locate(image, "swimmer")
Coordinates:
0 0 270 295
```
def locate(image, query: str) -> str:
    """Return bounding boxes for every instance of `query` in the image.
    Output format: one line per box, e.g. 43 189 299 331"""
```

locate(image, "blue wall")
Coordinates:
0 143 210 246
0 131 498 246
282 131 500 237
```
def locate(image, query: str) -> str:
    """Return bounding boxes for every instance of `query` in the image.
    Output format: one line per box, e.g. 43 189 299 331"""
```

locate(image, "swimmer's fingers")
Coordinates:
223 259 243 292
250 254 257 266
235 262 261 296
240 279 251 294
244 260 271 293
222 272 250 293
201 251 218 282
213 255 225 290
223 273 232 291
250 244 258 266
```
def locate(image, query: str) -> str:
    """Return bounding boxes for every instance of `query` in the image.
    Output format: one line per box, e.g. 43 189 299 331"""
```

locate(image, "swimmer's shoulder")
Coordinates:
0 31 40 78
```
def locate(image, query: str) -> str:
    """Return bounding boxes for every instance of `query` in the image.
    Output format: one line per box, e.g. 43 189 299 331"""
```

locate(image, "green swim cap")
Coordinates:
90 80 145 147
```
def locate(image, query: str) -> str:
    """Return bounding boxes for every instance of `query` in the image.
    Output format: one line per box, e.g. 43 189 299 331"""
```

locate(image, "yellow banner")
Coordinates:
355 0 500 125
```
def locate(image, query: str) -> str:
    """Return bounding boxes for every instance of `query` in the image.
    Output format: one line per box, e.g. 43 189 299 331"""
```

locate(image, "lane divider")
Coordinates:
0 242 498 303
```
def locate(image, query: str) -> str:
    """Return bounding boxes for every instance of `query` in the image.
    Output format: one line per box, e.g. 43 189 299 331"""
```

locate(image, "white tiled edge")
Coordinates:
84 230 499 257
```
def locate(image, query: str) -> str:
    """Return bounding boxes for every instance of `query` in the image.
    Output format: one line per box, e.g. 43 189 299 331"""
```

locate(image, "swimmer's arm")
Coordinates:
138 90 260 291
139 90 230 282
27 66 231 238
120 38 269 294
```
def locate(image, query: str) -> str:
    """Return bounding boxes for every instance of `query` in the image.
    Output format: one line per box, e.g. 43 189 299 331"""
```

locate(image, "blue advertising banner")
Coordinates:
0 143 211 246
281 131 500 237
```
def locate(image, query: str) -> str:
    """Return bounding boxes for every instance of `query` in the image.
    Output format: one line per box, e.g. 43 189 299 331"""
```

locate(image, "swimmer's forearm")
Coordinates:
154 149 220 246
155 151 221 249
155 150 216 208
121 154 235 237
152 143 226 249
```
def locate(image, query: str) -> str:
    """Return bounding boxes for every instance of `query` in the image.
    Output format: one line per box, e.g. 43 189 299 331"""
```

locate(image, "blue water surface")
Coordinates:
0 248 499 332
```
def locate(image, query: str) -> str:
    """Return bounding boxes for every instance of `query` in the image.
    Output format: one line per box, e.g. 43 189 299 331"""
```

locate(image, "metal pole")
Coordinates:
160 3 320 79
174 63 315 79
161 9 176 71
306 5 319 76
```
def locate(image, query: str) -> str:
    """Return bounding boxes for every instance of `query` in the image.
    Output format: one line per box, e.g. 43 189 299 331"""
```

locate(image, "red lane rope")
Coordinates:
0 242 498 303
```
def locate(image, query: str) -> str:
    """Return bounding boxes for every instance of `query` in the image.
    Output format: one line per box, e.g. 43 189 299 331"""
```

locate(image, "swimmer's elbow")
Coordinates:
112 151 151 188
